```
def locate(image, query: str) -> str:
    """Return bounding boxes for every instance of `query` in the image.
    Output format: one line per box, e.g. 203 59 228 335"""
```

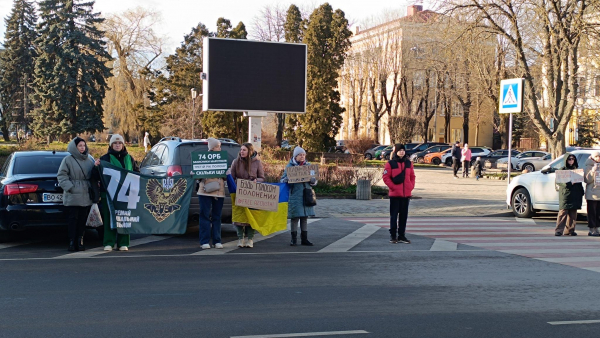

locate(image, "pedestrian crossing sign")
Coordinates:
499 78 524 114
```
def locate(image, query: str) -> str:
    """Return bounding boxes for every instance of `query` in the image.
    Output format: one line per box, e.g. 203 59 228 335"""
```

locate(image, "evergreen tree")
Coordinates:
282 4 305 146
289 3 351 151
576 113 599 147
32 0 111 141
0 0 38 141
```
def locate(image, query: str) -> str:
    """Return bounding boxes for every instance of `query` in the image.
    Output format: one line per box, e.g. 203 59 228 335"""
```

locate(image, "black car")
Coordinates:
384 142 446 160
0 151 78 236
140 137 241 224
481 149 521 169
381 143 420 160
410 145 451 163
364 145 388 160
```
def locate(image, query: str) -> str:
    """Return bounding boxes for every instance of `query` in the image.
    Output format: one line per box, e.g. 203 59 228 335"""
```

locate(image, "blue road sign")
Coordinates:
499 78 524 114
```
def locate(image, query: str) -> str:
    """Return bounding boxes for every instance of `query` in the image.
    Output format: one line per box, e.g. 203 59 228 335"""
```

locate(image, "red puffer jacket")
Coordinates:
382 159 416 198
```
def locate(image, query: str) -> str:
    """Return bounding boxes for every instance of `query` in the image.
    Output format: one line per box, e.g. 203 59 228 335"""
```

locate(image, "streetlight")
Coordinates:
191 88 203 139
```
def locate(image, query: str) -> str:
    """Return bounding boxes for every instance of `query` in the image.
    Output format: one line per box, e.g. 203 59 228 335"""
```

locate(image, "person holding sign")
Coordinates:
280 146 317 246
197 138 225 249
230 142 265 248
383 144 416 244
584 151 600 236
554 153 584 236
93 134 139 251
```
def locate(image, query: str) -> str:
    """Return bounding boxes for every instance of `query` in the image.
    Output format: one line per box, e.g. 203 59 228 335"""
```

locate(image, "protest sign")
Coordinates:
555 169 585 184
191 151 228 178
571 169 584 184
235 179 280 212
287 164 319 183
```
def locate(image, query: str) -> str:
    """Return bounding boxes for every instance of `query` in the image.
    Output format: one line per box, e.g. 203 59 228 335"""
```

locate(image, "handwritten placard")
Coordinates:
235 179 280 212
287 164 319 183
556 169 584 184
191 151 228 178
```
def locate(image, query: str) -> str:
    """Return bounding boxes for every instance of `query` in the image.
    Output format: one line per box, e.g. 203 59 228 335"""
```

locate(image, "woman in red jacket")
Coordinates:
382 144 416 244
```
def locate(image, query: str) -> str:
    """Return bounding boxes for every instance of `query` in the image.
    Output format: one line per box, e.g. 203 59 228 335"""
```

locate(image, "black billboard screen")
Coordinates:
203 38 307 113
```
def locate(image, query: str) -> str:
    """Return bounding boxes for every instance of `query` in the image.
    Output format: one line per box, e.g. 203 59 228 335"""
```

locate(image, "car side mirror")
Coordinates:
541 166 554 174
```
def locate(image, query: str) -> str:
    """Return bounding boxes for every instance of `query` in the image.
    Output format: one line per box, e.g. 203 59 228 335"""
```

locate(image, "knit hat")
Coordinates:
207 137 221 151
293 146 306 159
394 143 406 151
109 134 125 146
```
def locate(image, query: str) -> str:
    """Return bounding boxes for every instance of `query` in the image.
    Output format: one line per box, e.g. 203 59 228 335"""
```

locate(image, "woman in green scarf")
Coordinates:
94 134 139 251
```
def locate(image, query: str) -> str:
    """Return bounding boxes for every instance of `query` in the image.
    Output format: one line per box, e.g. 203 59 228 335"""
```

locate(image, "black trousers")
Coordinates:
390 197 410 238
587 200 600 229
452 158 460 176
68 205 91 241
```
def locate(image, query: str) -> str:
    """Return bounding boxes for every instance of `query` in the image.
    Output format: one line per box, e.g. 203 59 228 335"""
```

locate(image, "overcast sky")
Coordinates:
0 0 433 54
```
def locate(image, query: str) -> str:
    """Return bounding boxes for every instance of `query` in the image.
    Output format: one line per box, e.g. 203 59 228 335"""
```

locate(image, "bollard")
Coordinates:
356 179 371 200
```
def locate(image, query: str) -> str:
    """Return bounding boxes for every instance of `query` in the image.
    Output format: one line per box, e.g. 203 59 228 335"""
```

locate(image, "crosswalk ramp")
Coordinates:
344 217 600 273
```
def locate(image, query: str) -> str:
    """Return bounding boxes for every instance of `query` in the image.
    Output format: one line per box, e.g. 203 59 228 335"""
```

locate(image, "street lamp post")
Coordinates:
191 88 197 139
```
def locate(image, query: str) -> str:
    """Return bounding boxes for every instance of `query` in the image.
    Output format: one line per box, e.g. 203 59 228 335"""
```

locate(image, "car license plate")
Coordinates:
42 193 63 203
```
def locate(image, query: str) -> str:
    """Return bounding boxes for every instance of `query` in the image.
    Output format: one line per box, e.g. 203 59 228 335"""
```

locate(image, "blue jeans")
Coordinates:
198 195 224 245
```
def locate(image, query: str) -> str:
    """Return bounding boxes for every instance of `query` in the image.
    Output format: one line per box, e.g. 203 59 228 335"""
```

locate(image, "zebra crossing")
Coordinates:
344 216 600 273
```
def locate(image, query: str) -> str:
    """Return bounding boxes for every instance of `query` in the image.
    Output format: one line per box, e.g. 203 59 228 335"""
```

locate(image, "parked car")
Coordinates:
218 138 238 145
382 142 434 160
333 140 347 153
507 150 594 218
442 146 492 166
515 154 553 172
376 145 393 160
410 145 451 163
478 149 521 169
139 137 241 224
281 140 293 151
496 151 550 170
424 148 451 165
364 145 388 160
0 151 82 236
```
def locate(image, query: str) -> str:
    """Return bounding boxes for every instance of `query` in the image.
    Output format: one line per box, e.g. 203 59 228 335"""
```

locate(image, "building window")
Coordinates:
451 128 462 143
452 102 463 117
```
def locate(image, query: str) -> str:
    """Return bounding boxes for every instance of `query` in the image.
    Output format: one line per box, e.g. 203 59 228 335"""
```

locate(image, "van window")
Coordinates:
159 146 170 165
0 154 13 177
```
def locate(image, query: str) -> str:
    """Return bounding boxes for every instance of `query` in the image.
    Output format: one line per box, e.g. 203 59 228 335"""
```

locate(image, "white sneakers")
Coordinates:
201 244 211 249
215 243 223 249
103 245 128 251
103 245 113 251
237 239 244 247
246 239 254 248
236 239 254 248
119 246 128 251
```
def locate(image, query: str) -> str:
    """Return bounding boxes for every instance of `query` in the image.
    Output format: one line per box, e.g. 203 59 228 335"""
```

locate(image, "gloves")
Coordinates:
281 177 289 183
310 177 317 186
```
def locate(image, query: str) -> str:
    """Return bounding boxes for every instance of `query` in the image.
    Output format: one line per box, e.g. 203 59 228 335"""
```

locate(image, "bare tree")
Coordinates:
250 4 287 42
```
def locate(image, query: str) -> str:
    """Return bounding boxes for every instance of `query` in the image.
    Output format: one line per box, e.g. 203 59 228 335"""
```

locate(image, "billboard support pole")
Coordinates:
245 111 268 151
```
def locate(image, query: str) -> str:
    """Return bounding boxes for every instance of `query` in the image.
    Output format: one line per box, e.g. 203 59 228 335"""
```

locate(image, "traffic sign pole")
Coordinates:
508 112 513 184
498 78 525 185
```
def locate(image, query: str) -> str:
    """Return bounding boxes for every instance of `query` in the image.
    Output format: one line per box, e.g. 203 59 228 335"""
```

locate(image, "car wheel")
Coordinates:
432 157 441 165
417 157 424 164
365 153 373 160
445 158 452 166
523 163 535 172
512 188 536 218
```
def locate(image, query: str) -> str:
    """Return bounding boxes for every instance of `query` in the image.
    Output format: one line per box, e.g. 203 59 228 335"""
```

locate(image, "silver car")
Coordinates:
515 154 552 172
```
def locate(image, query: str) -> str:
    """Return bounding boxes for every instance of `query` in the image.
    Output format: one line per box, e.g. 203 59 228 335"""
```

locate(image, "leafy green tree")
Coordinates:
0 0 38 141
32 0 111 141
283 4 305 146
287 3 351 151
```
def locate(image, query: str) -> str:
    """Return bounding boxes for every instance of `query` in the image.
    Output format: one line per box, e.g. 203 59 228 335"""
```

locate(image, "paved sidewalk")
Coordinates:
316 167 510 218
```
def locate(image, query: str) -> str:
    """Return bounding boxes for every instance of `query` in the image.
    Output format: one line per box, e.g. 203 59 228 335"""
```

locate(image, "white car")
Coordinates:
496 151 550 170
506 150 595 218
442 146 491 166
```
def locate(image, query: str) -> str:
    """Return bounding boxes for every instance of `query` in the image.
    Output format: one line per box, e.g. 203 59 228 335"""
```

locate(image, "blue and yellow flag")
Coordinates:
227 175 288 236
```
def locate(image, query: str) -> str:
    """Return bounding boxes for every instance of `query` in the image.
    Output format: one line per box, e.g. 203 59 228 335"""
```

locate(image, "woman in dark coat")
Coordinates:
555 153 585 236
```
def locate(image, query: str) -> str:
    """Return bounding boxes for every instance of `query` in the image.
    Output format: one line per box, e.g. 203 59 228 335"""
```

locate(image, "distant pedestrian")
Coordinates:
281 146 317 246
231 142 265 248
57 137 96 252
461 143 472 178
383 144 416 244
473 157 483 180
555 153 584 236
451 141 461 178
143 132 150 153
584 151 600 236
197 138 225 250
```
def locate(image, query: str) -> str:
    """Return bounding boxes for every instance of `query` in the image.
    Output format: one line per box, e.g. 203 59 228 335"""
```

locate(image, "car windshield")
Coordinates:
13 155 65 175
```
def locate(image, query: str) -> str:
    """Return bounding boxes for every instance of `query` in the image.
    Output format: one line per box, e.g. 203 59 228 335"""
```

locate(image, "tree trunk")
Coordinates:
547 131 565 159
475 124 479 146
276 113 285 146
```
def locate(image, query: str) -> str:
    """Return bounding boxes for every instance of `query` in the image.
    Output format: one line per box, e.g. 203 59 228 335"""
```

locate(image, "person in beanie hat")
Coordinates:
93 134 139 251
382 143 416 244
584 151 600 236
197 138 226 249
281 146 317 246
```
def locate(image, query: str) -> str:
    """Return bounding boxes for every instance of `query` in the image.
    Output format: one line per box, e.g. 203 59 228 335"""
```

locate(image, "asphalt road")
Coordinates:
1 216 600 338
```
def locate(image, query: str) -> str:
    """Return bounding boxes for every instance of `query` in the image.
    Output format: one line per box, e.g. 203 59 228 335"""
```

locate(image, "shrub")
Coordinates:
345 138 378 154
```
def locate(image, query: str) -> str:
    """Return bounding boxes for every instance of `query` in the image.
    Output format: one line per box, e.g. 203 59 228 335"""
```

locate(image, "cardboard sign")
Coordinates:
286 164 319 183
571 169 584 184
191 151 228 178
235 179 280 212
555 169 584 184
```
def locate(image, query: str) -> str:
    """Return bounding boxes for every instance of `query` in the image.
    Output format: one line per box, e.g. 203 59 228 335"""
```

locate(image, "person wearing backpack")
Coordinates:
382 144 416 244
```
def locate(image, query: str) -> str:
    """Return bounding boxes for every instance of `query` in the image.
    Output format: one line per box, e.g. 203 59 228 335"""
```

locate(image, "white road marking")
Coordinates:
501 248 600 254
54 235 172 259
515 217 536 224
548 320 600 325
462 242 600 247
536 257 600 263
230 330 369 338
318 225 380 253
430 239 458 251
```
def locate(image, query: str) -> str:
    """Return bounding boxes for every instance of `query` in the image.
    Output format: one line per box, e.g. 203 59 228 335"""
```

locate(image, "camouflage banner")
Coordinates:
99 161 195 235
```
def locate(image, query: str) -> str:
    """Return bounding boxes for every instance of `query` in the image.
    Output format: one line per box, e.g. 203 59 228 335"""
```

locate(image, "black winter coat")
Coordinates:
557 153 585 210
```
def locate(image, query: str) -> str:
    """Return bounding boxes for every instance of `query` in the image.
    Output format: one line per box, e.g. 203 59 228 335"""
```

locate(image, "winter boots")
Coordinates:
300 231 313 246
290 231 298 246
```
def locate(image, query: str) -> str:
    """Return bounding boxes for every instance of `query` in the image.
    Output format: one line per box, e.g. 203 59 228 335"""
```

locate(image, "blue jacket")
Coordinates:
281 159 316 219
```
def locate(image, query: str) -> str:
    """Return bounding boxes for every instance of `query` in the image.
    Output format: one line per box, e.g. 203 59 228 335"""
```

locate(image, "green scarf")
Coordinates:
109 154 133 171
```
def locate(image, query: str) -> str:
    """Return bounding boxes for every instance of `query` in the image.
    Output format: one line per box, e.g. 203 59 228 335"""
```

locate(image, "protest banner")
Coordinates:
191 151 228 178
287 164 319 183
235 179 280 212
555 169 585 184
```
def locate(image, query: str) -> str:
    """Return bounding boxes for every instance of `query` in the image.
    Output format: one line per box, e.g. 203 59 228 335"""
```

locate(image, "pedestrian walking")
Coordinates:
383 144 416 244
197 138 225 249
93 134 139 251
143 132 150 153
461 143 472 178
451 141 461 178
230 142 265 248
280 146 317 246
57 137 97 251
584 151 600 236
473 157 483 180
555 153 584 236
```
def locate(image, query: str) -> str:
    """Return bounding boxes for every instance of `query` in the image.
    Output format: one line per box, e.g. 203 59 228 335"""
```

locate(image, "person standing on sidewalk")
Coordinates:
473 157 483 181
197 138 225 250
143 132 150 153
451 141 461 178
280 146 317 246
231 142 265 248
584 151 600 236
555 153 584 236
461 143 472 178
383 144 416 244
93 134 139 251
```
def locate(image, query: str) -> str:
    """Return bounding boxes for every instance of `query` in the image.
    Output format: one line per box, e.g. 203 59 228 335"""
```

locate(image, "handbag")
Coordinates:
303 186 317 206
86 203 103 227
203 180 221 193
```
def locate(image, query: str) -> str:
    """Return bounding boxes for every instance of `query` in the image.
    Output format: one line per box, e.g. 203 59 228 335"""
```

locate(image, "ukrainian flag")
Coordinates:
227 175 289 236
